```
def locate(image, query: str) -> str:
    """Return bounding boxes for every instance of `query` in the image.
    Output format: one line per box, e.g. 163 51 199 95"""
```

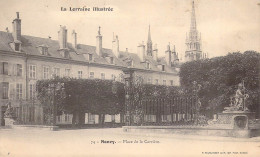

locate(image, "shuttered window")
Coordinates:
101 73 105 79
29 83 36 100
16 83 22 100
65 69 70 77
2 82 9 99
17 64 22 76
78 71 83 79
0 62 9 75
89 72 94 79
163 80 166 85
54 68 60 77
43 66 49 79
29 65 36 79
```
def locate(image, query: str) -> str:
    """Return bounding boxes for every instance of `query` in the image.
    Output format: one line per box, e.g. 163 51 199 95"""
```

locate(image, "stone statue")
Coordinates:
235 83 246 109
4 102 16 126
4 102 15 118
225 82 249 112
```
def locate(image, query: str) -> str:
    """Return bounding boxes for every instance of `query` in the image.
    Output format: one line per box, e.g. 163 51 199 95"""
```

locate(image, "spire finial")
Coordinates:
147 24 152 42
113 32 115 40
16 12 19 19
98 26 101 35
190 1 197 31
167 42 170 51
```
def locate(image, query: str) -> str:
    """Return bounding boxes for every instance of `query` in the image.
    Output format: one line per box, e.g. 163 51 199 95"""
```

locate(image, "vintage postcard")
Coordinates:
0 0 259 157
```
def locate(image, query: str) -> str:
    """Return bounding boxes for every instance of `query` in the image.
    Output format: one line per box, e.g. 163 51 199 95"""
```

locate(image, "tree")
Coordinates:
37 77 125 126
179 51 260 117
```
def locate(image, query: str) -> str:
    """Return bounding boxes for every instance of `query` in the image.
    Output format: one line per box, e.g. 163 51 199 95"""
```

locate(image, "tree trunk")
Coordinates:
102 114 105 125
72 111 76 128
79 112 85 126
98 114 105 127
98 114 102 126
120 112 124 125
72 111 79 128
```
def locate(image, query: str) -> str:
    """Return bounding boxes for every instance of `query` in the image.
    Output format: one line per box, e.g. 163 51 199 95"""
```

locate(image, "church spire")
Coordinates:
190 1 197 31
148 25 152 42
147 24 153 57
185 0 203 62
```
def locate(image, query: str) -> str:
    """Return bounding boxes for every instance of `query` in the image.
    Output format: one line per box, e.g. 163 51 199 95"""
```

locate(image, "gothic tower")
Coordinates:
147 25 153 57
185 1 202 62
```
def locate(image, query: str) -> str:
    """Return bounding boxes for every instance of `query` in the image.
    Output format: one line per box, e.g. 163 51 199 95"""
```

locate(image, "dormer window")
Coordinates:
83 53 93 62
105 56 114 64
162 65 165 71
15 43 20 51
59 50 70 59
127 60 133 67
146 62 150 69
89 54 93 61
37 45 49 55
110 57 114 64
64 51 70 59
42 47 48 55
10 40 22 52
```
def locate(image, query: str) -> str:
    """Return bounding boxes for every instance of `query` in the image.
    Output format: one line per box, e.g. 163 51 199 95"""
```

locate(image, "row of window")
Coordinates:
1 62 170 83
1 82 36 100
147 79 174 86
0 62 22 76
1 82 23 99
31 65 119 80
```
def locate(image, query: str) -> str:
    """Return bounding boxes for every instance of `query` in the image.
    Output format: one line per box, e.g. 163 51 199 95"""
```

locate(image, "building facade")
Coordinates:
0 12 180 125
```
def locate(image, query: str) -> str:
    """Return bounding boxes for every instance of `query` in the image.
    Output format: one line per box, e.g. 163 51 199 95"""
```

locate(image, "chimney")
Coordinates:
112 33 119 57
96 26 102 56
12 12 22 42
72 30 77 49
58 25 68 49
137 41 145 62
171 45 176 63
153 44 158 61
165 43 171 66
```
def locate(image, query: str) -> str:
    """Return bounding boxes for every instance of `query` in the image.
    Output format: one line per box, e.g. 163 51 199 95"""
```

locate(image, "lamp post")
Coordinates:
123 69 134 126
192 81 201 125
49 82 64 126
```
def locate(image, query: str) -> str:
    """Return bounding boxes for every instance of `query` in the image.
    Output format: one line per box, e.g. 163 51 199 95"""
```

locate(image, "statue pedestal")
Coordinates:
4 117 16 127
216 111 255 130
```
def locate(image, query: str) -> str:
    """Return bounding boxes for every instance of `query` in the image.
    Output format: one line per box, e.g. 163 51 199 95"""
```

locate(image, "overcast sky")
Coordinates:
0 0 259 59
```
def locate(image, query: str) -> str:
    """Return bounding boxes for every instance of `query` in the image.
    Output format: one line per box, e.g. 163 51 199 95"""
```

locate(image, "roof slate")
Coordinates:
0 31 177 73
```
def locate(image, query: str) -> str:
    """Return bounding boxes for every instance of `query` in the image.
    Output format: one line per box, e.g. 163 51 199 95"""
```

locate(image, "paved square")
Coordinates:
1 128 260 157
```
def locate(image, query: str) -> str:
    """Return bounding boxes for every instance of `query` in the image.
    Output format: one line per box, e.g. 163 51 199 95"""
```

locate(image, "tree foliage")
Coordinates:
179 51 260 116
37 78 125 124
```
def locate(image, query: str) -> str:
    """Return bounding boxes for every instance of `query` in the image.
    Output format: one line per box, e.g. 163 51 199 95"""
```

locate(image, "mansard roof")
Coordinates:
0 31 178 74
119 51 178 74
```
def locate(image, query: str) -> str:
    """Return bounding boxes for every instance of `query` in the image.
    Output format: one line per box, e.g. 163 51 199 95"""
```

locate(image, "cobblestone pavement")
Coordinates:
0 128 260 157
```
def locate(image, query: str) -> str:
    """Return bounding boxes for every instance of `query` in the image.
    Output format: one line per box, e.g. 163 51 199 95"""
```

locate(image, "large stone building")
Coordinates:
0 12 180 125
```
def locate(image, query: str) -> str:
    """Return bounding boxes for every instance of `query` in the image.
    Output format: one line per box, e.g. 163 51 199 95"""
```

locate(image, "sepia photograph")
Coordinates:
0 0 260 156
